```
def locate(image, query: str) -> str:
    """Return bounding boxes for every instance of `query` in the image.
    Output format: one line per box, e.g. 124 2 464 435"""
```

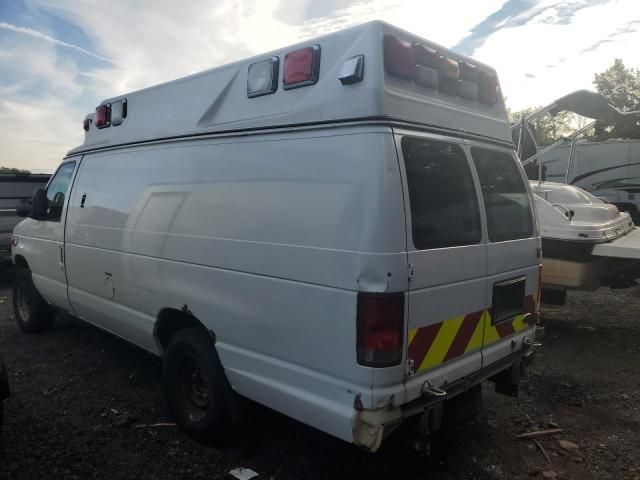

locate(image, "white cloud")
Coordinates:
1 0 639 171
0 21 112 62
474 0 640 110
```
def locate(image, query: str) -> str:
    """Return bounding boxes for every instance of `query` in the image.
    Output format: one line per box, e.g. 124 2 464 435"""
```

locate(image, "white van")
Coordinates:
11 21 541 451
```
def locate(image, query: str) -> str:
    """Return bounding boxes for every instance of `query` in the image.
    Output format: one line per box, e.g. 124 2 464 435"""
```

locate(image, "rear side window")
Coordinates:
470 147 533 242
402 137 482 250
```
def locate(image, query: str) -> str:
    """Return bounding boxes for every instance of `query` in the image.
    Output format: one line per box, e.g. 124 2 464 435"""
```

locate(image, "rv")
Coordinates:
540 139 640 217
11 21 541 451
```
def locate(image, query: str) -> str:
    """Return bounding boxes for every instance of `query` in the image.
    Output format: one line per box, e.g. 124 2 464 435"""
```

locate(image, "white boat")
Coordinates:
530 180 639 293
514 91 640 300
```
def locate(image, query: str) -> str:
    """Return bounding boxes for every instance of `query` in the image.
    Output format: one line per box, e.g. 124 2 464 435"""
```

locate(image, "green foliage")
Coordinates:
510 107 575 146
0 166 31 175
592 59 640 140
510 59 640 145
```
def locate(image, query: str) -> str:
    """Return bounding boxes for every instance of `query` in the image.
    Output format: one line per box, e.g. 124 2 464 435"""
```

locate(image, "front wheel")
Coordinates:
13 268 55 333
163 327 231 443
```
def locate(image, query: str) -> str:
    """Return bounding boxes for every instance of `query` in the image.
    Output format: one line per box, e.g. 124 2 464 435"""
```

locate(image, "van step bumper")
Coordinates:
352 348 536 452
402 349 533 418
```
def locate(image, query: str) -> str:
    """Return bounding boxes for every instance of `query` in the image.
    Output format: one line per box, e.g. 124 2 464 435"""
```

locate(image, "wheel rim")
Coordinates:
16 282 32 323
177 355 211 423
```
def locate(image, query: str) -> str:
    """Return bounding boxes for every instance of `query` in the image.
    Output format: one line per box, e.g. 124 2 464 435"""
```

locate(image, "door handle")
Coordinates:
80 193 87 208
59 246 64 265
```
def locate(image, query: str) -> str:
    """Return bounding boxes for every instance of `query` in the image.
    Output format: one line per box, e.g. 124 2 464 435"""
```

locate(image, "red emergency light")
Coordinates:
383 35 416 80
283 45 321 89
95 104 111 129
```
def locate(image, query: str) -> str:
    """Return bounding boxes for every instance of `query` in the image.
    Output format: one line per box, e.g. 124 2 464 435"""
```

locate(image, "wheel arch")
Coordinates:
13 254 29 269
155 307 214 353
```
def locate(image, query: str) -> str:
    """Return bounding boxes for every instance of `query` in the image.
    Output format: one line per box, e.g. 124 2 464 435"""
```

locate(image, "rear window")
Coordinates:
470 147 534 242
402 137 482 250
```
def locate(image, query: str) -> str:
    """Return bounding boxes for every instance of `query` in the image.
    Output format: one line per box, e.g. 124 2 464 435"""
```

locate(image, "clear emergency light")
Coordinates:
247 57 279 97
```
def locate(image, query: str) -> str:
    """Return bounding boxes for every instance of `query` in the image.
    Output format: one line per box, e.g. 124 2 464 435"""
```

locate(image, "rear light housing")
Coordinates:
414 43 438 88
95 104 111 128
383 35 416 80
478 70 499 105
357 292 405 367
83 118 91 132
283 45 321 89
458 61 478 100
10 235 18 247
438 56 459 95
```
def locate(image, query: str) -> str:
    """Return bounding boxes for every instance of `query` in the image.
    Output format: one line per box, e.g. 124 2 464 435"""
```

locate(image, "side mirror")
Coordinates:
30 188 47 220
16 201 32 217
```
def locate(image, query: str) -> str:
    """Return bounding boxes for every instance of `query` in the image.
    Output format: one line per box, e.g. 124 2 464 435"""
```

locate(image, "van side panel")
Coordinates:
64 126 407 442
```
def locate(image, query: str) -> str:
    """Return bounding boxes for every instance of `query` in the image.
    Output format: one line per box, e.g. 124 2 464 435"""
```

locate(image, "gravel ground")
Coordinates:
0 263 639 480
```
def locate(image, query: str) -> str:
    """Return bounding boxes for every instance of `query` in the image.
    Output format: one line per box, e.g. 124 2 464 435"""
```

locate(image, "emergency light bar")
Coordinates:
383 34 500 105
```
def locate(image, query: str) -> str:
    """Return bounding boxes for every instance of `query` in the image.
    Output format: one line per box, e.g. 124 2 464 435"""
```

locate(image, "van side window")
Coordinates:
402 137 482 250
470 147 533 242
45 161 76 221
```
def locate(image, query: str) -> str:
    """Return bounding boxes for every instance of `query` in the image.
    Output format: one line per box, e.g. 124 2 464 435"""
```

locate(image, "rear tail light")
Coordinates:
95 104 111 128
357 292 405 367
478 70 499 105
10 235 18 247
283 45 321 89
383 35 416 80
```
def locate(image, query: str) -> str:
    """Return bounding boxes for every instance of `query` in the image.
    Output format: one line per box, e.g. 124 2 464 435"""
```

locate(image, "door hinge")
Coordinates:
408 263 415 281
406 358 415 376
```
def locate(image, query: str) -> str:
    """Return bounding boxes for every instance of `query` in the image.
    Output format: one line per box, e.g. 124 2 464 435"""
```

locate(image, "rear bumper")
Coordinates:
401 348 532 418
352 348 534 451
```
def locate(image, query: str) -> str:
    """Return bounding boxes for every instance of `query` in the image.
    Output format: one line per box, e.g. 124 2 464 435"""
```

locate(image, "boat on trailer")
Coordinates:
514 90 640 302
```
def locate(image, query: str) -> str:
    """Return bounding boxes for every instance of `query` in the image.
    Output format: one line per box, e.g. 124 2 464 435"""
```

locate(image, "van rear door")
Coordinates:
397 133 488 403
468 145 538 366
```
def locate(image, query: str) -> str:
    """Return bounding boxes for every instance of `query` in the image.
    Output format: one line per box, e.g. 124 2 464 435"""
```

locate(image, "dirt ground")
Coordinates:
0 264 639 480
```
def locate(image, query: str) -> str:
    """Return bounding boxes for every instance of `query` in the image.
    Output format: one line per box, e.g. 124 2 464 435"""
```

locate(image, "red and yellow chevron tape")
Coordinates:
407 295 535 373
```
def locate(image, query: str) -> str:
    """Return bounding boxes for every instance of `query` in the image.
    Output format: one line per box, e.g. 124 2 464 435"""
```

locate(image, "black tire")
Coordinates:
163 327 231 443
12 268 55 333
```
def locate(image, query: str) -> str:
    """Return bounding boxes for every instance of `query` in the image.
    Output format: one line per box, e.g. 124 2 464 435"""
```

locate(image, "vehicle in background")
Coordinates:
11 21 541 451
0 174 50 262
538 139 640 220
514 90 640 303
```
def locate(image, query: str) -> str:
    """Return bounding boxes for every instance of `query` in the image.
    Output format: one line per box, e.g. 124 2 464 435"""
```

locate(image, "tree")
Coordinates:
0 166 30 175
592 59 640 140
510 107 574 146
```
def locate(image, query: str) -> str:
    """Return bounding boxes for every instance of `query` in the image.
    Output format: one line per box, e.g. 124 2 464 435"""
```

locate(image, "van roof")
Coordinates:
71 21 511 155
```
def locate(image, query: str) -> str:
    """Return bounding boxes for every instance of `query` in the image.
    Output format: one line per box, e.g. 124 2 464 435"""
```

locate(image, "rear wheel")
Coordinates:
13 268 55 333
163 327 231 443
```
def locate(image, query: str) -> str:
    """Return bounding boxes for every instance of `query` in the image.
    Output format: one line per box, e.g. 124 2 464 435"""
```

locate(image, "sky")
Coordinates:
0 0 639 172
